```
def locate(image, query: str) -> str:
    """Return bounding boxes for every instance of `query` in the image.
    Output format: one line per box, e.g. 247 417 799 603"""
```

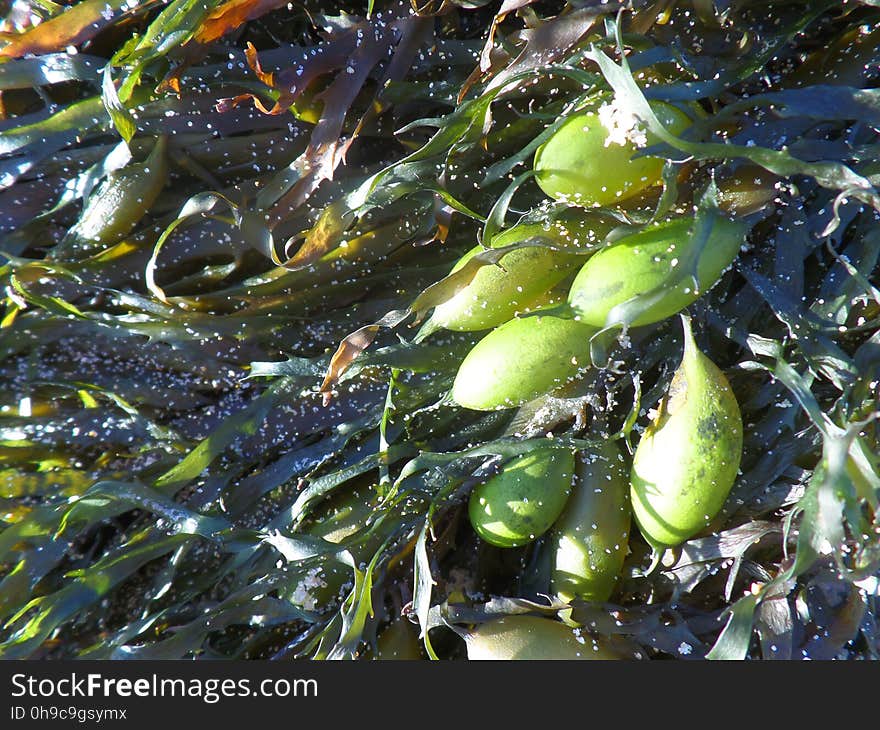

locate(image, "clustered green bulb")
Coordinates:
426 210 616 334
452 313 596 411
533 100 692 207
566 216 748 328
630 316 743 548
468 447 574 548
424 94 747 618
463 615 630 660
54 136 169 261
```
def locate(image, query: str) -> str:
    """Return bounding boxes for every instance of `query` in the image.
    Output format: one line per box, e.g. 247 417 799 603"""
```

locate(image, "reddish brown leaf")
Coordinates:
320 309 411 403
245 42 273 86
485 4 619 95
276 197 355 269
158 73 183 95
191 0 289 45
480 0 537 72
409 0 454 16
458 51 501 104
409 246 518 318
458 0 536 102
212 7 431 238
318 240 558 400
243 40 353 116
267 11 430 225
156 42 218 96
432 200 454 245
216 92 266 114
0 0 149 60
320 325 381 405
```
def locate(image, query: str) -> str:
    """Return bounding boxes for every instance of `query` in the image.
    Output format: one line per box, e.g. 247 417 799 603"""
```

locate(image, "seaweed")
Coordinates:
0 0 877 661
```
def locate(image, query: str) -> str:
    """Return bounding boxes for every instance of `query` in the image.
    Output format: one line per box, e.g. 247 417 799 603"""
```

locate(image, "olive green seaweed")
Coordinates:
453 314 597 411
534 101 692 207
630 316 743 548
551 442 631 603
469 447 574 548
464 615 625 660
425 211 615 333
567 215 748 328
